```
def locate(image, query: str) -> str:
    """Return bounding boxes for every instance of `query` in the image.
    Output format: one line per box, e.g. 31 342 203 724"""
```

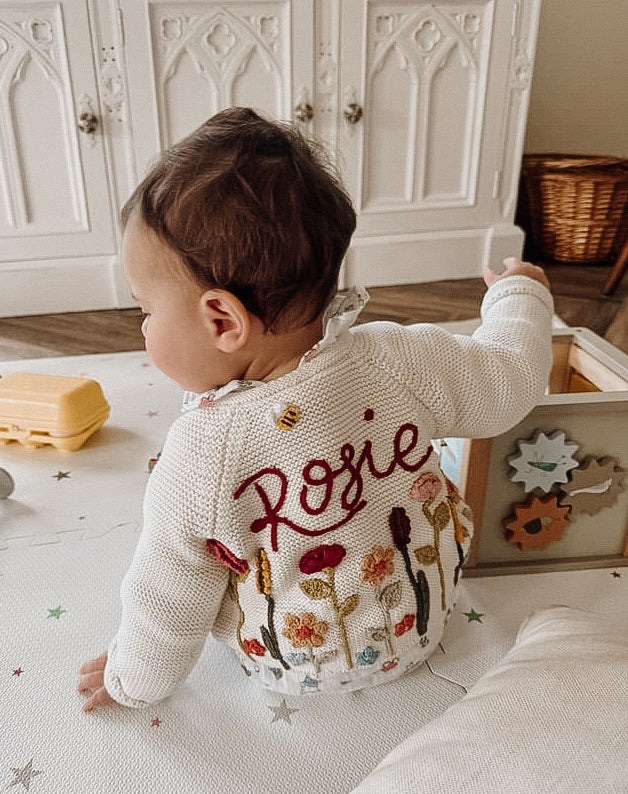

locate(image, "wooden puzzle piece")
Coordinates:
504 494 571 550
507 430 579 493
560 456 626 516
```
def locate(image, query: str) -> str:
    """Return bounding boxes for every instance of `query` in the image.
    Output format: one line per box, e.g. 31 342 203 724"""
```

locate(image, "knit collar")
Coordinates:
182 285 369 410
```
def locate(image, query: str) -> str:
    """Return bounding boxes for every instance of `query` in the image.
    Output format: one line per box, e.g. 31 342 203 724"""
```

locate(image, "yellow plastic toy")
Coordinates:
0 373 109 452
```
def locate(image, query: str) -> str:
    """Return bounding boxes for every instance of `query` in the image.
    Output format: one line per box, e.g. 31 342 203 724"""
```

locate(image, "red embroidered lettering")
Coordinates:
233 423 433 551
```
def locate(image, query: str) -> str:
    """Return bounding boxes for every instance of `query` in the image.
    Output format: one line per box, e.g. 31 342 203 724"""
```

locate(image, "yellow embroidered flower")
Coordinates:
361 545 395 585
282 612 328 649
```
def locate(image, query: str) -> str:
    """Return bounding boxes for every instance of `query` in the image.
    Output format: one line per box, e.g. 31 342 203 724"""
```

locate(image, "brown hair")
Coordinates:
121 107 356 330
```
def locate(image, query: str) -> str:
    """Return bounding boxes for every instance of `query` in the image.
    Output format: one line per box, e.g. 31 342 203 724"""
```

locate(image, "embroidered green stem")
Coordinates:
255 549 290 669
325 566 353 669
422 499 448 612
400 543 429 635
262 594 290 670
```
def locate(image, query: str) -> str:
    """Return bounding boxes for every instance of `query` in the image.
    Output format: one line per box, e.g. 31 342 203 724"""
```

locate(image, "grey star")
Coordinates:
52 471 71 481
268 698 300 725
146 411 159 418
9 759 42 790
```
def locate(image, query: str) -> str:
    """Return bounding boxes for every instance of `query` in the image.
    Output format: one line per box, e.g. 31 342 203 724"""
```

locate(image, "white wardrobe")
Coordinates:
0 0 541 316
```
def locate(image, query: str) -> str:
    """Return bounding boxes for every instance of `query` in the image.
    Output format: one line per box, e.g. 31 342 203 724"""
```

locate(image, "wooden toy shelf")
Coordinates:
449 328 628 576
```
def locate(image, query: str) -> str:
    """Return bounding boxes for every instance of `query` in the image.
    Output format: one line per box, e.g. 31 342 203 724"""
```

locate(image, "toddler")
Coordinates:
78 107 553 709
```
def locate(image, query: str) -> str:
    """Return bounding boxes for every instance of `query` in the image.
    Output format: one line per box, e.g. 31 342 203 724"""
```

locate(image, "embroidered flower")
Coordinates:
299 543 346 574
283 613 329 649
409 472 442 502
242 639 266 657
381 659 399 673
389 506 412 550
206 539 249 574
394 613 416 637
355 646 380 666
361 545 395 585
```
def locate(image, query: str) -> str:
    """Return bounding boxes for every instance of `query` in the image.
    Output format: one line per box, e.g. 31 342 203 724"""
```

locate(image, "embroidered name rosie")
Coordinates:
233 420 434 552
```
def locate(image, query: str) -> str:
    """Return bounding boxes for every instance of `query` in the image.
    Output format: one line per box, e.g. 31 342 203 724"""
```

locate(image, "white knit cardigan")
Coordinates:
105 276 554 705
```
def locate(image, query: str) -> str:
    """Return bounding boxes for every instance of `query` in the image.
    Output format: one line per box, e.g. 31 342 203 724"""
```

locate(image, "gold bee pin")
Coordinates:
272 403 300 432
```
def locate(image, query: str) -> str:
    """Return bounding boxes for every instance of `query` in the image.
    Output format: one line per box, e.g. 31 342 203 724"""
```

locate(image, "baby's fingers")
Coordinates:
82 686 114 712
77 670 105 693
78 651 108 675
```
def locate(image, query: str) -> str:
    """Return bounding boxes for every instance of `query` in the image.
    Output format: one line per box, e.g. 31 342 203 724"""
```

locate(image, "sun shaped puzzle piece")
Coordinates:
507 430 579 493
504 494 571 550
560 456 626 516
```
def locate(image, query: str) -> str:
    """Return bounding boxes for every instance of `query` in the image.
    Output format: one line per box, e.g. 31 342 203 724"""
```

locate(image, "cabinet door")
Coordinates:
338 0 534 285
120 1 314 180
0 1 115 263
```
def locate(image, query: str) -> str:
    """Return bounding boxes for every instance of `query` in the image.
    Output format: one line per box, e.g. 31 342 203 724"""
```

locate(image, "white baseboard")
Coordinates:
0 256 135 317
342 224 525 287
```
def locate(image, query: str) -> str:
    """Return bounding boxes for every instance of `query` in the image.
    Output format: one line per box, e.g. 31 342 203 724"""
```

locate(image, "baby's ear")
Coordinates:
199 289 251 353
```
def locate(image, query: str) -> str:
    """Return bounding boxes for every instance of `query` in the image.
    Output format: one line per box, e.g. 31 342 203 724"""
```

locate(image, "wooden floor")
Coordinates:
0 260 626 361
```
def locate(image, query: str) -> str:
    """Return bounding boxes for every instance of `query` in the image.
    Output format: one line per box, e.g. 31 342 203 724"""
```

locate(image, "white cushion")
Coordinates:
353 606 628 793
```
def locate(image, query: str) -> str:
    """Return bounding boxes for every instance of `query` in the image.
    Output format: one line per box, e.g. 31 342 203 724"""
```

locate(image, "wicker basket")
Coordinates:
519 154 628 263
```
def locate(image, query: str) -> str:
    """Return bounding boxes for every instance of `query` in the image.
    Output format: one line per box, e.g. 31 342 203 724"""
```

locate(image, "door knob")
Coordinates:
294 102 314 123
343 102 363 125
77 111 98 135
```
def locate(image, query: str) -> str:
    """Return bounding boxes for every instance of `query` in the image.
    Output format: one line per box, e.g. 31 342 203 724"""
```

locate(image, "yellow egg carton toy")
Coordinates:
0 372 109 452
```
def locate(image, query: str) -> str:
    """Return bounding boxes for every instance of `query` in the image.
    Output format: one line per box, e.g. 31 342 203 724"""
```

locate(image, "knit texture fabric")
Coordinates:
105 276 554 706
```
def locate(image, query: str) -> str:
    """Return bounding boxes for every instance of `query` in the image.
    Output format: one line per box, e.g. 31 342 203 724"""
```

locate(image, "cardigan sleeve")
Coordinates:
384 275 554 440
104 412 231 707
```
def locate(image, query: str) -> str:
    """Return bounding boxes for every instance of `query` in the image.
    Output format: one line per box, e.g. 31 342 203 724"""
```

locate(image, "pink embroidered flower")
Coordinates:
381 659 399 673
242 639 266 657
409 472 442 502
283 612 329 648
299 544 346 575
394 613 416 637
206 539 249 574
361 546 395 585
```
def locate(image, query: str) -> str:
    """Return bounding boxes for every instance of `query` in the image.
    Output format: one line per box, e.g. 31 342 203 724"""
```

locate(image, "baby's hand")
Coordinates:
484 257 550 290
78 652 114 712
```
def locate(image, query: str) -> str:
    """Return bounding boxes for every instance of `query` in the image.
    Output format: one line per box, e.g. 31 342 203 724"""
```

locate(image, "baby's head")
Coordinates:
122 107 356 332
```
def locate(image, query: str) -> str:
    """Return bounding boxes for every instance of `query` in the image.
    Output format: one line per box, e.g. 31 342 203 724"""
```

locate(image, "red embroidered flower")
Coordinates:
409 472 442 502
206 539 249 574
381 659 399 673
242 639 266 657
299 544 346 574
394 613 416 637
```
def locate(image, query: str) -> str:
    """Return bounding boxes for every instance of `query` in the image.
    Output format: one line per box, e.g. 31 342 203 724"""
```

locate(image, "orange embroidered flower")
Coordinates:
361 546 395 585
282 612 328 649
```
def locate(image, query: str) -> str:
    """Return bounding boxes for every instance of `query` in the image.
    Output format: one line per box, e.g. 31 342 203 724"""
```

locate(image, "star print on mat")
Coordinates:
611 571 622 579
52 471 71 481
8 759 42 790
13 668 23 677
145 411 159 418
268 699 300 725
47 606 66 619
151 717 161 727
463 609 484 623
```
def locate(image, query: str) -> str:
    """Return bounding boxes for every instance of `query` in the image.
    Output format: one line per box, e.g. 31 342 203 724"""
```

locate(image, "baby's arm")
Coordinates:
78 415 230 710
389 258 554 440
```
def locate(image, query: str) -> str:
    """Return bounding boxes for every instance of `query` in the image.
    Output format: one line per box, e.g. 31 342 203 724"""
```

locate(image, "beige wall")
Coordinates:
525 0 628 157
